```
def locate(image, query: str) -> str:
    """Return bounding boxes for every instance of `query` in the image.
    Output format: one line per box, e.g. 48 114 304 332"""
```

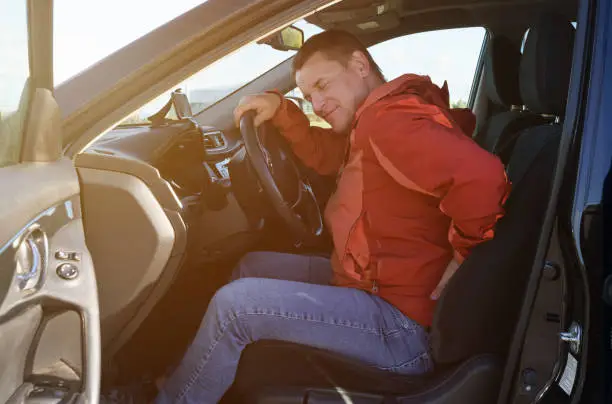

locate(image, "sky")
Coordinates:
0 0 29 112
1 0 484 116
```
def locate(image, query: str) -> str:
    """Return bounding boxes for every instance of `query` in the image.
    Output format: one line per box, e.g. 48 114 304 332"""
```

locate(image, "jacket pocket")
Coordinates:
343 211 377 282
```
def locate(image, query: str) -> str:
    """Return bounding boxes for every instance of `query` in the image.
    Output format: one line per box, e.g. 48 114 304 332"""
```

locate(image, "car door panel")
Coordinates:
0 306 42 403
0 184 101 403
0 1 102 402
29 311 82 380
1 81 100 403
0 159 78 244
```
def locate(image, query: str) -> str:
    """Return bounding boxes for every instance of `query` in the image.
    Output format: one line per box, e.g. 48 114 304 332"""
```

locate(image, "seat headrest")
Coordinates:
519 13 575 116
484 35 523 107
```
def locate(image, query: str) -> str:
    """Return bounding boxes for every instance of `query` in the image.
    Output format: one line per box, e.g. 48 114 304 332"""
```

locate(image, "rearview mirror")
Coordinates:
258 25 304 51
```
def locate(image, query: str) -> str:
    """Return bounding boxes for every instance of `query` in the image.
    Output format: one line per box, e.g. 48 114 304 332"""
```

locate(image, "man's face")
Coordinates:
295 51 371 134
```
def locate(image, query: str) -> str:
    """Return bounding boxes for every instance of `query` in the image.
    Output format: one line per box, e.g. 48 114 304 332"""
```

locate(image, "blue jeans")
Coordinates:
155 252 432 404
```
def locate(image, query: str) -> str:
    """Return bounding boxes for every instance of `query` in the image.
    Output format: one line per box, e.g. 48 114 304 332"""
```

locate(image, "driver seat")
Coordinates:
221 13 574 404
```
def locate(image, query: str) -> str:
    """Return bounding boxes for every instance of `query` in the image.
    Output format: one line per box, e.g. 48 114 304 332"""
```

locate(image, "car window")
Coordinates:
288 27 487 127
118 20 323 126
369 27 486 108
0 0 30 167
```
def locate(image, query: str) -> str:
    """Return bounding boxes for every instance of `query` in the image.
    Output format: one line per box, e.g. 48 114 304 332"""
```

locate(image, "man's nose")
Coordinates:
311 94 325 115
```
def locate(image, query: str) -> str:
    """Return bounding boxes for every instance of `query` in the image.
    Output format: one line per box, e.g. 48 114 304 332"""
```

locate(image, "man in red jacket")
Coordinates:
153 30 510 404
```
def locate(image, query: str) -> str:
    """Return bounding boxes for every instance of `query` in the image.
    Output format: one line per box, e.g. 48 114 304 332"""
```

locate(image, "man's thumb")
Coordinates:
253 113 266 127
430 284 443 300
234 106 246 128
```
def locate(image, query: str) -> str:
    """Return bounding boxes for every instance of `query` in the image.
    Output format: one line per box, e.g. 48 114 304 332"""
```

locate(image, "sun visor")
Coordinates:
307 1 400 33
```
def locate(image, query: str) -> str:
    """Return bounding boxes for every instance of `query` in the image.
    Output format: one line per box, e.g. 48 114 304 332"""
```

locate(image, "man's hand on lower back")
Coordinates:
430 259 460 300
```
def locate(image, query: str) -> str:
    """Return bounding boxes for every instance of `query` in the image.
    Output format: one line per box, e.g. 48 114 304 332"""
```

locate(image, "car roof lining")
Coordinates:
306 0 577 46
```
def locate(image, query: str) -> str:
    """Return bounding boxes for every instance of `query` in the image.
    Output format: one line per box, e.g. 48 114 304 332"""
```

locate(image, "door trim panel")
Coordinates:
0 193 101 403
0 306 42 404
0 158 79 247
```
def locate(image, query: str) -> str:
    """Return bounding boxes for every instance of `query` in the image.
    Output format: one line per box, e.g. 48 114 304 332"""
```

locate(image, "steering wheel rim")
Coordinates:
239 111 323 243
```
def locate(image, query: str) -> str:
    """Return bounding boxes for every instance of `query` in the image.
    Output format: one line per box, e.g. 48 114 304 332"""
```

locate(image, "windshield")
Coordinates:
119 20 322 125
54 0 206 86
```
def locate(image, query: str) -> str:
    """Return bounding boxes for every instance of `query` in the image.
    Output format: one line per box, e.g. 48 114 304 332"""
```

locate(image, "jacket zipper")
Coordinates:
371 280 379 294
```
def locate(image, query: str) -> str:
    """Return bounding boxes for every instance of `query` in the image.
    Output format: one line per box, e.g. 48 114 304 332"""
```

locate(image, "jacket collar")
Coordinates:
354 74 449 121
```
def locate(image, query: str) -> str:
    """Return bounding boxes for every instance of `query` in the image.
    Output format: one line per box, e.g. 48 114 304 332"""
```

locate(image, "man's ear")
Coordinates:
349 50 371 78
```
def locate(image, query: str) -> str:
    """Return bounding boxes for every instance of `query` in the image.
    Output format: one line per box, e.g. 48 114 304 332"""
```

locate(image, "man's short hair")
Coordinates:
292 29 384 81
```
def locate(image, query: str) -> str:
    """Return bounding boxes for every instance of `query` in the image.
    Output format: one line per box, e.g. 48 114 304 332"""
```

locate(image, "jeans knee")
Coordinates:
209 278 256 317
206 278 262 343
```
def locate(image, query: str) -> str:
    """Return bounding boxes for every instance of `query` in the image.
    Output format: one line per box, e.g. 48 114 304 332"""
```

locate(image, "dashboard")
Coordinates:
73 118 270 357
73 116 334 356
76 118 266 265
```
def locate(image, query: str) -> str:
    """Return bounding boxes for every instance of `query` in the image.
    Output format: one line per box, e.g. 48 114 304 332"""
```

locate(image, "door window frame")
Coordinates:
0 0 54 167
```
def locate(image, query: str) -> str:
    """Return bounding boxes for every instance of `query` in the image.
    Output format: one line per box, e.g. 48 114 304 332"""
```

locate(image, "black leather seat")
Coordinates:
474 34 550 164
221 13 576 404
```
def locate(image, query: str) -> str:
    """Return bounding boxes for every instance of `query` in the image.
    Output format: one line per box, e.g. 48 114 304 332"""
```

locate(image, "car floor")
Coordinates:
110 252 241 386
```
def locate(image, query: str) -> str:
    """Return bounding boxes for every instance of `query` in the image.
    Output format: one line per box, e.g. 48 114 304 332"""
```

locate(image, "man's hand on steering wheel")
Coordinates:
233 93 282 128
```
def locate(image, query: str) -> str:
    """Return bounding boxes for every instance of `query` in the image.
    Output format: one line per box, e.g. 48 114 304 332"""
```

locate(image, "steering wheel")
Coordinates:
239 111 323 243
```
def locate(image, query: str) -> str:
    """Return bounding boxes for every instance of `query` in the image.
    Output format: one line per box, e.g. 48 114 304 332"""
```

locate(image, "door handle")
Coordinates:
16 238 41 281
15 227 47 291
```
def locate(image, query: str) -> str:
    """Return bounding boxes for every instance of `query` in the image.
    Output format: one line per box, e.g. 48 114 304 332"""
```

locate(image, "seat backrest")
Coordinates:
474 35 549 165
431 13 576 365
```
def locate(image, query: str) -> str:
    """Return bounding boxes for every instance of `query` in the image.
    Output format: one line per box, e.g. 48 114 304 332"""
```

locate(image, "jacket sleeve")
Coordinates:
270 93 348 176
363 103 511 263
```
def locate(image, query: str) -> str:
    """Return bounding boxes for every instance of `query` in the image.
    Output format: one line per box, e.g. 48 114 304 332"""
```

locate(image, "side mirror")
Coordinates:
258 25 304 51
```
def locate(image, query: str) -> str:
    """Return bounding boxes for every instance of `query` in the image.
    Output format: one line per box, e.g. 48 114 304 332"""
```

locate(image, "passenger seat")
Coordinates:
474 35 549 164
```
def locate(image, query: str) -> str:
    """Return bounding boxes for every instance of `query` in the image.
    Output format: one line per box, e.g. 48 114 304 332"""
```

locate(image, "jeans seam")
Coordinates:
174 309 404 402
248 310 404 336
387 351 432 372
175 310 239 403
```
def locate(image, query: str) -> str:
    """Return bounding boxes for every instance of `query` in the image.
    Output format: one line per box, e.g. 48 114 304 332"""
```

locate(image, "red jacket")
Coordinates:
272 74 510 326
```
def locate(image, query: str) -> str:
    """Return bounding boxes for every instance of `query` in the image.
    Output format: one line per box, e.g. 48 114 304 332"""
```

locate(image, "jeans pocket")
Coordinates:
386 314 434 375
392 350 434 375
387 303 418 331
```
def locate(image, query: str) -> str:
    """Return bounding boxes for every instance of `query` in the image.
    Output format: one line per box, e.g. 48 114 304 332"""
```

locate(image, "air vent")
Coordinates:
202 131 226 149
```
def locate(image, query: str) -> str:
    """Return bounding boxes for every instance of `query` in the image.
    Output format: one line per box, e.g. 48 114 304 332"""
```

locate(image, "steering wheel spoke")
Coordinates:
295 180 323 234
